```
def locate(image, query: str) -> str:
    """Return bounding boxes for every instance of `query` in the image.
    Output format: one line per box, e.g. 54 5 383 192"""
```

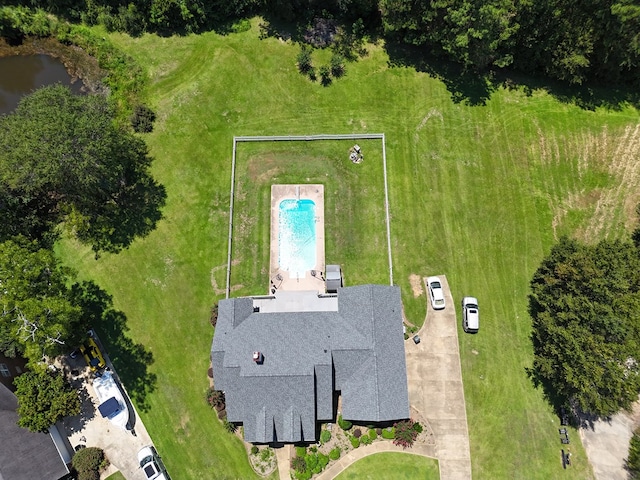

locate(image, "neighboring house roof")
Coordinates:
211 284 410 443
0 383 69 480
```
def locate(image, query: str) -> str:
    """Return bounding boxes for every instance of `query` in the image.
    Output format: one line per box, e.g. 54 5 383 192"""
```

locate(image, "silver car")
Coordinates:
427 276 446 310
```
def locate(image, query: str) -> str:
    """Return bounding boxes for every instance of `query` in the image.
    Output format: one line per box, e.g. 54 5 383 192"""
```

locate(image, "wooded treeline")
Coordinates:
5 0 639 87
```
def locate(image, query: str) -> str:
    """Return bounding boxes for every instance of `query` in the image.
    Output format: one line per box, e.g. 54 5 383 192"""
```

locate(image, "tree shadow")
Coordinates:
384 40 640 110
385 41 495 106
76 161 167 256
71 281 157 412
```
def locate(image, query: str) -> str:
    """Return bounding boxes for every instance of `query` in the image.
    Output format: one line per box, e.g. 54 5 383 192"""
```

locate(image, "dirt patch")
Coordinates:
246 155 283 183
409 274 424 298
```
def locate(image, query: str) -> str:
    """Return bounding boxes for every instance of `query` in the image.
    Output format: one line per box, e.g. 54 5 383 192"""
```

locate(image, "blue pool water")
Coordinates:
278 199 316 277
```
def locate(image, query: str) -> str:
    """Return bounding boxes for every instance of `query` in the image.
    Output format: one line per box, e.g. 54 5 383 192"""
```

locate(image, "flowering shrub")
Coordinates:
393 420 419 449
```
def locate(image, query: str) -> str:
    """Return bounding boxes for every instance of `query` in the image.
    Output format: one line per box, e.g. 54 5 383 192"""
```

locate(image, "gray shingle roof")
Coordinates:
211 284 410 443
0 383 69 480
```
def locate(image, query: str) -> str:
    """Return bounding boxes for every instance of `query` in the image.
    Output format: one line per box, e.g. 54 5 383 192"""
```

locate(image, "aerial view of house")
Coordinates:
211 284 410 443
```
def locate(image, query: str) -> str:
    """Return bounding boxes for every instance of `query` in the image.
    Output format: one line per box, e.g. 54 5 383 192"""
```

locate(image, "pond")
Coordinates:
0 54 83 115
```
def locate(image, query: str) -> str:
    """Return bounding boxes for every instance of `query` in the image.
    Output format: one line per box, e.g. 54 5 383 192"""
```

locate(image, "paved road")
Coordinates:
404 275 472 479
580 398 640 480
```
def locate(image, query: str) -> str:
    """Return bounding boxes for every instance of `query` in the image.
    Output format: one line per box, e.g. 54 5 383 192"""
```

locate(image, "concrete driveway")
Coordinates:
580 398 640 480
59 341 157 480
404 275 472 479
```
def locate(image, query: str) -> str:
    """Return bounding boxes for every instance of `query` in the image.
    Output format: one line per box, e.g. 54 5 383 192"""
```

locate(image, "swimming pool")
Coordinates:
278 199 317 278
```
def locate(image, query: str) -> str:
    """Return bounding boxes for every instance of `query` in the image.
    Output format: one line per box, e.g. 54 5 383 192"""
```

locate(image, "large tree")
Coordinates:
0 238 86 364
14 368 80 432
0 84 165 253
528 237 640 418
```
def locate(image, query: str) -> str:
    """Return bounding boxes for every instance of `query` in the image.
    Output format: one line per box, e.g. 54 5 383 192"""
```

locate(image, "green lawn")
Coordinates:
105 472 126 480
335 452 439 480
56 19 640 479
230 139 390 295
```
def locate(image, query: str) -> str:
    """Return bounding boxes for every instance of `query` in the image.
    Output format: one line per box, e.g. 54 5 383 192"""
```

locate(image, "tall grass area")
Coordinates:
56 20 639 479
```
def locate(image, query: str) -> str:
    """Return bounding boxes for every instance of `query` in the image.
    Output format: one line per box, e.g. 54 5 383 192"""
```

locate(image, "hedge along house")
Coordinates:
210 284 410 443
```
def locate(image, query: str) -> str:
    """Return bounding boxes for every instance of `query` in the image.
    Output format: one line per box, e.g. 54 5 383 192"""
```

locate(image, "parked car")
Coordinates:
427 276 446 310
80 337 106 371
462 297 479 333
138 446 168 480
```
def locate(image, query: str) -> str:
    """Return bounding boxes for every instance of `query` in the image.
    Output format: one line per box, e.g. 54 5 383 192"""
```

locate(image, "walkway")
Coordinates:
405 276 472 479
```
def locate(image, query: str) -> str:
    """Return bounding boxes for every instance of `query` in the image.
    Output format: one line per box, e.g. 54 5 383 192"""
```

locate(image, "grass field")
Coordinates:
230 138 390 295
335 452 439 479
56 18 640 479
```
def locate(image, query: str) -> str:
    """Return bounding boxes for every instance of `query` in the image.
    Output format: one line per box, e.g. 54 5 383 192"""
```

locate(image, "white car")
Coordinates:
462 297 479 333
427 276 445 310
138 446 168 480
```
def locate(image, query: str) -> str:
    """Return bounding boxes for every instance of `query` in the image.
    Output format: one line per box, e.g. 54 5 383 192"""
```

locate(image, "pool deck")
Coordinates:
269 184 326 293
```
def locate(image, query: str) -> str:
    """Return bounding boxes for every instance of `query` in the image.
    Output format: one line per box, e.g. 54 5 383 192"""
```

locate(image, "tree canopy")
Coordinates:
0 84 165 253
528 236 640 418
3 2 639 87
14 368 81 432
0 238 87 364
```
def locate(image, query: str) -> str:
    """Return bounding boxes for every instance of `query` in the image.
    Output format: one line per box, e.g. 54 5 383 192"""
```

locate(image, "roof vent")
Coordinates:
252 351 264 364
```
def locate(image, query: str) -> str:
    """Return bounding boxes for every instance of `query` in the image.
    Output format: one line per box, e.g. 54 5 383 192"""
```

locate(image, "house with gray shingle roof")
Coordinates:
210 284 410 443
0 382 70 480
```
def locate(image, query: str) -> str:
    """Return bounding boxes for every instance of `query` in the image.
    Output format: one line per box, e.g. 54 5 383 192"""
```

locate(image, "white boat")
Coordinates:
92 370 130 430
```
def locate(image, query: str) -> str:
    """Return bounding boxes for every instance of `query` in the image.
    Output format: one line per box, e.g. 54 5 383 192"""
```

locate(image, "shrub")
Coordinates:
360 433 372 445
260 448 272 462
305 453 318 470
329 447 341 460
330 54 346 77
350 436 360 448
72 447 107 480
291 455 306 473
320 429 331 444
296 46 313 75
206 387 225 410
251 445 259 455
295 446 306 457
381 427 395 439
413 422 424 434
223 419 236 433
369 429 378 440
295 470 312 480
393 420 419 449
353 428 361 438
317 452 329 469
130 104 156 133
627 428 640 479
209 304 218 327
309 446 317 453
319 65 332 86
338 415 352 431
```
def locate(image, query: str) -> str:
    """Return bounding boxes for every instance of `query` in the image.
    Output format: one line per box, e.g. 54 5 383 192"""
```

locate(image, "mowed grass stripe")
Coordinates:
55 21 640 479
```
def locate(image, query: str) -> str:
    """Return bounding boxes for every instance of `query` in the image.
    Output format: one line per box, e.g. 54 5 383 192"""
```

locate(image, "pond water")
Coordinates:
0 54 83 115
